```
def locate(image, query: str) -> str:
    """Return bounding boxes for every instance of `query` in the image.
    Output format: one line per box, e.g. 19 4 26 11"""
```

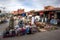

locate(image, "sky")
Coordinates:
0 0 60 12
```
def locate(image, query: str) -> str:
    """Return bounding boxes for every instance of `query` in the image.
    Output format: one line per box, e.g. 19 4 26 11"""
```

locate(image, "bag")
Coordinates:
26 28 31 34
31 27 38 33
11 30 16 36
9 29 16 37
19 28 26 35
3 31 10 38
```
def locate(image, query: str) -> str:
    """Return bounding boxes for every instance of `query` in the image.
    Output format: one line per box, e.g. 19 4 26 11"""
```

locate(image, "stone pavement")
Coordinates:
0 29 60 40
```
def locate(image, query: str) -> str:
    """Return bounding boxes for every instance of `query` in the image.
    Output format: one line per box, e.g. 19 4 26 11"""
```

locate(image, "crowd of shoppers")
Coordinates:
3 13 58 38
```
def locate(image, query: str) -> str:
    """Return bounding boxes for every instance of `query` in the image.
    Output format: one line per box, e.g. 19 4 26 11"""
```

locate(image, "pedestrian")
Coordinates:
31 15 35 25
25 23 32 34
44 17 48 23
50 18 57 25
18 20 24 28
9 16 14 29
35 15 40 22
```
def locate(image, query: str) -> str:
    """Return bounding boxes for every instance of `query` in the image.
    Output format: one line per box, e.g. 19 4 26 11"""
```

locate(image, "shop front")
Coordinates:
44 10 60 25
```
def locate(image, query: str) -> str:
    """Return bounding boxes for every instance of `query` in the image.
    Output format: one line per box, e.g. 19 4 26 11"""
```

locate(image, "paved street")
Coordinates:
0 29 60 40
0 21 60 40
0 22 9 33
